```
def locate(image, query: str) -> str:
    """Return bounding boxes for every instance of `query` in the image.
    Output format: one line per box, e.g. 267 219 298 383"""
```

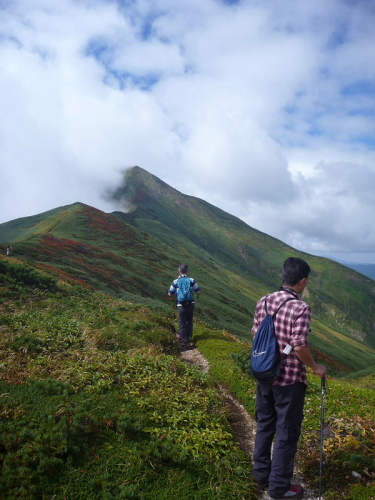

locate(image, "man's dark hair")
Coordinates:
178 263 189 274
282 257 310 286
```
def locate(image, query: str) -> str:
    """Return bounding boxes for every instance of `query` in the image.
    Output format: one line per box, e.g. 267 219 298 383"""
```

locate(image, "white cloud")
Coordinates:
0 0 375 262
241 159 375 260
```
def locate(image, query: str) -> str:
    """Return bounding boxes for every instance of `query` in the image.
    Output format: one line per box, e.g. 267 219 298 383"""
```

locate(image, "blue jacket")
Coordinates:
168 274 201 303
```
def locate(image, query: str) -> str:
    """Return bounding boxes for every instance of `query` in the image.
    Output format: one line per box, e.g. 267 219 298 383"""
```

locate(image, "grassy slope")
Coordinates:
1 167 375 377
0 257 255 499
0 255 373 498
1 203 177 303
0 205 77 243
112 167 375 372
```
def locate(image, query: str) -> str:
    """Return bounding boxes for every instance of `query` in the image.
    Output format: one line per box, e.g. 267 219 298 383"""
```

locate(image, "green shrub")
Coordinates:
0 261 58 291
8 333 45 353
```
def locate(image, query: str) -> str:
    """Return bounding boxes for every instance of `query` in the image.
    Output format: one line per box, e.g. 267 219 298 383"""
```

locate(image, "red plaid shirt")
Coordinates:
251 289 311 386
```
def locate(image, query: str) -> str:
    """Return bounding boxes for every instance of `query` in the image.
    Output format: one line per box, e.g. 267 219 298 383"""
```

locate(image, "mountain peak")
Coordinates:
127 166 175 192
108 166 184 214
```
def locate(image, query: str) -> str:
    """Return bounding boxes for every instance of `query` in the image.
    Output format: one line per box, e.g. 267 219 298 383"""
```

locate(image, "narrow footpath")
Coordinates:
180 347 323 500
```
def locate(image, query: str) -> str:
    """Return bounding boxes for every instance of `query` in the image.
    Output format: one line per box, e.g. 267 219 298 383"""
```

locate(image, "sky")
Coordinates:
1 0 375 264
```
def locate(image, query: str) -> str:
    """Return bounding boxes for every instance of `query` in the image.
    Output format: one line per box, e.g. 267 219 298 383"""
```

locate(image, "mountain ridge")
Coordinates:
1 166 375 376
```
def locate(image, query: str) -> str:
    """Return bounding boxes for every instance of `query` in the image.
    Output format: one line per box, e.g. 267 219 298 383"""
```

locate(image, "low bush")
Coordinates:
0 276 256 499
0 260 57 292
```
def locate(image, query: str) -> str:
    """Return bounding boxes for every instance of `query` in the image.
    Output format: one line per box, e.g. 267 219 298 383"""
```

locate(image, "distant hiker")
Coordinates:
251 257 326 500
6 246 13 257
168 264 201 351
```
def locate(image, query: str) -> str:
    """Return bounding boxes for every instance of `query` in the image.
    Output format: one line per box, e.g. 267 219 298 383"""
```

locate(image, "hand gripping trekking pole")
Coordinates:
319 376 326 500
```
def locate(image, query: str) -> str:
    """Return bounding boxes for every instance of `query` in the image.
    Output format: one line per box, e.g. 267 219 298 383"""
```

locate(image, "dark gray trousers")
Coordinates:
253 381 306 498
177 302 195 344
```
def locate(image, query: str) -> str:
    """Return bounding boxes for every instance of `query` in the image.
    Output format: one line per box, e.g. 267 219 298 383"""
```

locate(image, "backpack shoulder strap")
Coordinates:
265 296 270 315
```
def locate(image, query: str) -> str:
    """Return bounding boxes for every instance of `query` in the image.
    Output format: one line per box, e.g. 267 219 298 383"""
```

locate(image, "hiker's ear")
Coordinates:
298 277 308 292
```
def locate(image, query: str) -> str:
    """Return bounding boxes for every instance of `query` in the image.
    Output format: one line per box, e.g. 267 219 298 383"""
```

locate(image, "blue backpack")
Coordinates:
250 296 295 383
177 276 193 302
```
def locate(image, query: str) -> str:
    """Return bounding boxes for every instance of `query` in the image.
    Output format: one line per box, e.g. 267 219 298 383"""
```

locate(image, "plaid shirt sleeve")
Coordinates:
288 302 311 348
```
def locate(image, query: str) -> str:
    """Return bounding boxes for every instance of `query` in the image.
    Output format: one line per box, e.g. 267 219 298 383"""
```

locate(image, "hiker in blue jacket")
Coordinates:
168 264 201 351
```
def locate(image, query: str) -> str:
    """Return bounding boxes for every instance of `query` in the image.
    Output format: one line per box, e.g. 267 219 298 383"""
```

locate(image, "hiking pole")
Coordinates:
319 376 326 500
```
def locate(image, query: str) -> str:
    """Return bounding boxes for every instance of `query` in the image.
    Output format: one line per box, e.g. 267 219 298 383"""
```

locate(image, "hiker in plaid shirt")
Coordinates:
252 257 326 500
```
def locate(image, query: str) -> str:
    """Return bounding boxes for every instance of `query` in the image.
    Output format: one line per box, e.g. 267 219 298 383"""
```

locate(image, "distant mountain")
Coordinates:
312 255 375 280
1 166 375 376
341 263 375 280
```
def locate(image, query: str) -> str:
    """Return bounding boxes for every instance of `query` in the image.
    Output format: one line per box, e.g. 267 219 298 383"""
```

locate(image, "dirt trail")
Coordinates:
181 347 322 500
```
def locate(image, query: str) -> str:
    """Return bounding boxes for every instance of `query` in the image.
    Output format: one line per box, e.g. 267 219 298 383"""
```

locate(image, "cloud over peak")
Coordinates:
1 0 374 262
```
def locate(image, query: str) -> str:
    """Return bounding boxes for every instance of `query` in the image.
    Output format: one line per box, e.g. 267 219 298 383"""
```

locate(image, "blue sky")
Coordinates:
1 0 375 263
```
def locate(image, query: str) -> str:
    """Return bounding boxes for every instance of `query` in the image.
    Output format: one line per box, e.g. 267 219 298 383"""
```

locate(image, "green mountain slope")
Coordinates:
0 204 76 242
0 256 255 499
0 202 177 303
111 167 375 354
1 166 375 376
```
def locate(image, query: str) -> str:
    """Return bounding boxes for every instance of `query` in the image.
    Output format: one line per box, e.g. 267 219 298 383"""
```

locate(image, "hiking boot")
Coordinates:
269 484 304 499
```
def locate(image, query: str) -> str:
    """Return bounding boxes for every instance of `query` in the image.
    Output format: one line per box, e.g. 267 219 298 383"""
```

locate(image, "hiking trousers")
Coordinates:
177 301 195 344
253 382 306 498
